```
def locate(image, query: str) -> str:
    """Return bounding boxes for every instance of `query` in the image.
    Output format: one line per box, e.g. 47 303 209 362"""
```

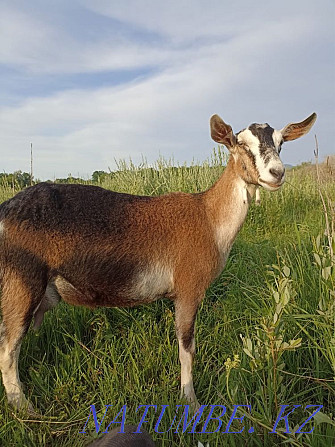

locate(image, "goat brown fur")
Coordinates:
0 112 316 412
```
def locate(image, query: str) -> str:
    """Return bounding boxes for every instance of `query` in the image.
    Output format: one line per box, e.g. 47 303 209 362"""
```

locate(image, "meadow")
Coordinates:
0 149 334 446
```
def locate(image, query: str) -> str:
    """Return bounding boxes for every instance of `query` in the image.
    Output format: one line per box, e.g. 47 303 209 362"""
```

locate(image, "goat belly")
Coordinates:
54 257 174 308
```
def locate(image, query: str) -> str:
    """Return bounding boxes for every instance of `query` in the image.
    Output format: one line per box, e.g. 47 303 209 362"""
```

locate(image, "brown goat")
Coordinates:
0 113 316 412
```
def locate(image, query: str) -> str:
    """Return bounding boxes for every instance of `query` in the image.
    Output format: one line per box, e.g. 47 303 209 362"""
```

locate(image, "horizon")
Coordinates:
2 154 331 185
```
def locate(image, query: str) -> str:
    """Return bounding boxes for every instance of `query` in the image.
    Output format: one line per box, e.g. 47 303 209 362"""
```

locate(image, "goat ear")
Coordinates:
210 115 237 149
280 112 317 142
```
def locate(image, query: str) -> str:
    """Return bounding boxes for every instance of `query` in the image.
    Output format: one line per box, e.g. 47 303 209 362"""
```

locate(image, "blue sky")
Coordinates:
0 0 334 179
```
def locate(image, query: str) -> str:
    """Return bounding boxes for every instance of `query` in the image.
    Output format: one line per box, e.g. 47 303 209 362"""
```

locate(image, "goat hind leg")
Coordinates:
0 321 33 412
0 272 46 412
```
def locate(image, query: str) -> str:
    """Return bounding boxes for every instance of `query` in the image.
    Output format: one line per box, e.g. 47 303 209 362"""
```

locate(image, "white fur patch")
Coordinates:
0 329 29 410
215 177 249 267
133 263 173 301
272 129 283 150
178 339 198 406
237 128 260 150
238 128 264 172
0 221 5 235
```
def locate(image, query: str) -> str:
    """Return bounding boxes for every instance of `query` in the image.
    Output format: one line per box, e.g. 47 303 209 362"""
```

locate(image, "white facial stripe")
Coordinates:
237 128 260 148
0 221 4 234
272 129 283 150
237 128 263 170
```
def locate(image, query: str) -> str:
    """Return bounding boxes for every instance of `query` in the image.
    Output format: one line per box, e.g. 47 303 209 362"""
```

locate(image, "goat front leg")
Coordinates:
175 299 200 411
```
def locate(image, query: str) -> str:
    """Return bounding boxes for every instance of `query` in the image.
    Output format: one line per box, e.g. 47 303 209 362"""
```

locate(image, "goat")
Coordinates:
0 112 317 412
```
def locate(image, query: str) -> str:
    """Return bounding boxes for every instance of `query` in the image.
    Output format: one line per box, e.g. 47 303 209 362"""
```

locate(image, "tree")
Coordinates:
92 170 108 184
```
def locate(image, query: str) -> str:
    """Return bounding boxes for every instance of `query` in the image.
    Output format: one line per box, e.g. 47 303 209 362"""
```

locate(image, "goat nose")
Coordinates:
270 167 285 181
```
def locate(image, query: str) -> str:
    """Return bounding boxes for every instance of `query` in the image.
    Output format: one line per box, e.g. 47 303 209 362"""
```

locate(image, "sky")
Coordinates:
0 0 334 180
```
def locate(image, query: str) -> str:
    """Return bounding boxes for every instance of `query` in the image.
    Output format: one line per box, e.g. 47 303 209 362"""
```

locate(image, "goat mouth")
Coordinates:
258 179 284 190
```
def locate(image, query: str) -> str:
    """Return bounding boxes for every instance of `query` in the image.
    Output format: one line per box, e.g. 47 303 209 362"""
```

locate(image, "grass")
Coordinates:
0 149 334 446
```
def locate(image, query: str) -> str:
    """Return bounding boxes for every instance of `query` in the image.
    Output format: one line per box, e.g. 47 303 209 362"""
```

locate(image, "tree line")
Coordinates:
0 170 111 188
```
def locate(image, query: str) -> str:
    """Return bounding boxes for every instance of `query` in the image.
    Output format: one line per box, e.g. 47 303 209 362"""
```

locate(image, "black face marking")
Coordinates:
249 123 276 165
249 123 275 147
244 147 257 169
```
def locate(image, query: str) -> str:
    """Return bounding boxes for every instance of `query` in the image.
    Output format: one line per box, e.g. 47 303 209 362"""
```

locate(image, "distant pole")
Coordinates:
30 142 33 186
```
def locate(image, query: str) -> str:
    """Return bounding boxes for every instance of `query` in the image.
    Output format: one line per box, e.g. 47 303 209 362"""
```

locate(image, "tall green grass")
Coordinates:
0 149 334 446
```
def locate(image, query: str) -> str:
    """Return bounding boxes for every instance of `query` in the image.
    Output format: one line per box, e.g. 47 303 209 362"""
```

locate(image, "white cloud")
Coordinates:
80 0 328 43
0 6 49 66
0 2 173 74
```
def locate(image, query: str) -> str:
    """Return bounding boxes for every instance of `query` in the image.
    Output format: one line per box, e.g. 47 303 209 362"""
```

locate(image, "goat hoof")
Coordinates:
9 394 38 417
191 399 200 413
